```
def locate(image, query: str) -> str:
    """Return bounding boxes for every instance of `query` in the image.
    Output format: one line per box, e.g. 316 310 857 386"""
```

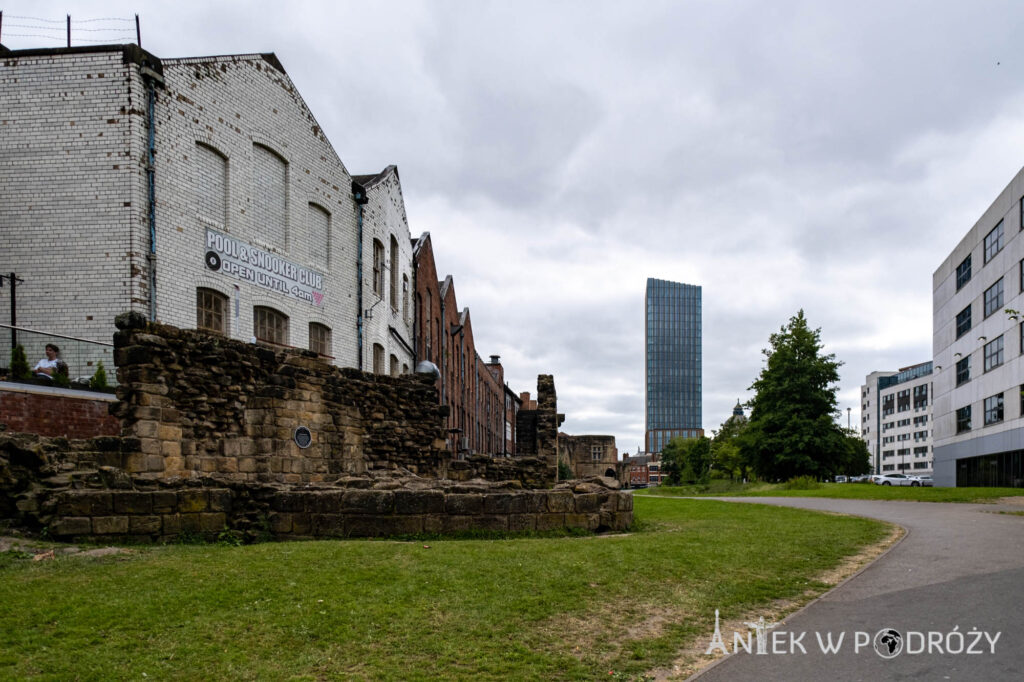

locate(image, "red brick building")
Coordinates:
412 233 516 456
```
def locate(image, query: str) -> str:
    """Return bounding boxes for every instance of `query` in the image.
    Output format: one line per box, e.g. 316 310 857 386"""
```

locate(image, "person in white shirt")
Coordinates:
33 344 61 380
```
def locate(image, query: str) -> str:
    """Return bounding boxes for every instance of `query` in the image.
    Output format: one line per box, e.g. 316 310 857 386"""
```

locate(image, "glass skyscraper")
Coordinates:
645 278 702 453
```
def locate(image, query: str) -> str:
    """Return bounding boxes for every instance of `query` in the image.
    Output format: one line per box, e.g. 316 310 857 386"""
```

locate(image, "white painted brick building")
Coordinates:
1 43 409 373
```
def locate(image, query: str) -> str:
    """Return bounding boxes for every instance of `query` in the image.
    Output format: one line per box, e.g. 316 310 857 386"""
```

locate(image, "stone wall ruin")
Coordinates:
0 313 631 541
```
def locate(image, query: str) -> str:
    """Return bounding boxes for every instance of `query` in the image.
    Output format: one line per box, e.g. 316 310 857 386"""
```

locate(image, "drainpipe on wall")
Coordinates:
140 64 163 322
352 181 368 370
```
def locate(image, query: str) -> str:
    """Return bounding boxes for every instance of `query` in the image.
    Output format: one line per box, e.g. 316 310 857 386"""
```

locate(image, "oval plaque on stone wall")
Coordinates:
294 426 312 449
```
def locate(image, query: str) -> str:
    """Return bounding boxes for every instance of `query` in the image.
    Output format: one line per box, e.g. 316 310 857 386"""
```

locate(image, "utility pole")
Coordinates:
0 272 24 349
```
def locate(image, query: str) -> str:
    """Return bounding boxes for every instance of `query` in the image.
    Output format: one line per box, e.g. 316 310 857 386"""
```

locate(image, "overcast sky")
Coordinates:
7 1 1024 454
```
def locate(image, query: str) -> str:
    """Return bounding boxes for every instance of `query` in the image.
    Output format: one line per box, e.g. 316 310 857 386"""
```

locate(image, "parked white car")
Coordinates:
874 473 925 487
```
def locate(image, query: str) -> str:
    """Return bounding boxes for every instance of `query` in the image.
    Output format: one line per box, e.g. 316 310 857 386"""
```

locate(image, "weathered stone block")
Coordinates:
134 421 159 438
161 440 182 457
508 514 537 532
268 512 293 533
130 515 162 535
144 455 166 471
113 491 152 514
238 457 257 473
178 489 209 513
312 491 344 513
535 514 565 531
152 491 178 513
162 514 182 535
208 489 232 512
92 516 129 535
139 438 162 455
291 512 312 535
394 489 444 515
122 453 148 473
179 514 202 533
618 494 633 512
575 493 606 514
342 490 394 514
446 494 483 515
60 492 113 516
199 512 226 533
483 493 529 515
345 515 423 538
52 516 91 536
157 424 182 441
546 491 574 513
311 513 346 536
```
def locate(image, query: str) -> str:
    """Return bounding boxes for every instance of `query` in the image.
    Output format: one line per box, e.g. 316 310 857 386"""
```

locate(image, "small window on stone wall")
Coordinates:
197 288 228 334
373 343 385 374
254 306 289 346
309 322 331 357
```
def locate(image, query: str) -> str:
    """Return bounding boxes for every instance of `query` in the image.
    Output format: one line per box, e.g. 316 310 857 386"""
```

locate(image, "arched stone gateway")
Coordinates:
605 468 617 479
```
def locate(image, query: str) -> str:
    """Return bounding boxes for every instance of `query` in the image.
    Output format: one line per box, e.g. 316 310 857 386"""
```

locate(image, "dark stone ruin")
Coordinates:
0 313 631 541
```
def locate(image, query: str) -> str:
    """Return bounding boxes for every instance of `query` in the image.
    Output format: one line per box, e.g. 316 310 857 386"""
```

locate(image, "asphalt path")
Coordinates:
686 496 1024 681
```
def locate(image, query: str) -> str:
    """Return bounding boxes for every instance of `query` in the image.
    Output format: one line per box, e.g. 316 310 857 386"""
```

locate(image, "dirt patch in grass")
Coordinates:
648 523 904 680
997 496 1024 506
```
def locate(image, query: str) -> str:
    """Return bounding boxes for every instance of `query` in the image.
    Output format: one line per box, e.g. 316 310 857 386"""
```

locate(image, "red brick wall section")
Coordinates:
0 389 119 439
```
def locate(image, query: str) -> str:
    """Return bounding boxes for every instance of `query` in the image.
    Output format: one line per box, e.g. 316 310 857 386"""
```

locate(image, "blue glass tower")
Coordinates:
645 278 702 453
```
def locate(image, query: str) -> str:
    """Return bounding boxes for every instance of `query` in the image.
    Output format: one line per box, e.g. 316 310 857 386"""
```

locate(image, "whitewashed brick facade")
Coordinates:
0 45 394 371
353 166 416 374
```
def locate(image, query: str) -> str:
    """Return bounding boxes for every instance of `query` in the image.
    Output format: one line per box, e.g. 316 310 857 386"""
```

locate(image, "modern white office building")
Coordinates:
932 166 1024 487
861 363 934 476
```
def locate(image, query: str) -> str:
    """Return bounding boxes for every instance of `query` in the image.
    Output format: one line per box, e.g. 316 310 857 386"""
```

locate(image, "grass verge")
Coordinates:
0 497 889 680
635 480 1024 503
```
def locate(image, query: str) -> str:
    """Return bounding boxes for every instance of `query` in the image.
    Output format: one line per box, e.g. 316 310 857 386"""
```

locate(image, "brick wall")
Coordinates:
0 386 120 439
354 167 416 374
0 46 361 367
0 46 145 346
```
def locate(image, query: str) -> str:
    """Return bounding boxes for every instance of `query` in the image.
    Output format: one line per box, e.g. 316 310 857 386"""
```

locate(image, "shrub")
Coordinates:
9 345 31 381
781 475 821 490
557 458 574 481
89 361 109 390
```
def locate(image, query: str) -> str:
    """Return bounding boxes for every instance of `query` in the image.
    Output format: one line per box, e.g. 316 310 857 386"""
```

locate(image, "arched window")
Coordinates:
252 144 288 249
308 203 330 270
195 143 227 226
372 239 385 298
390 354 399 377
196 288 228 334
373 343 385 374
309 322 331 357
389 235 399 310
402 274 409 325
254 306 288 345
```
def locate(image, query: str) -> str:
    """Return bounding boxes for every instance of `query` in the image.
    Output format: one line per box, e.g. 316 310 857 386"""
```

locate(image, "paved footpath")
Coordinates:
690 497 1024 681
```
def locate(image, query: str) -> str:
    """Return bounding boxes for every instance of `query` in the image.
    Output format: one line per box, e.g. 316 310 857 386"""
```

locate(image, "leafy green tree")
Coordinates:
10 345 31 381
739 310 845 480
662 436 712 484
89 361 109 390
837 429 872 476
711 408 750 481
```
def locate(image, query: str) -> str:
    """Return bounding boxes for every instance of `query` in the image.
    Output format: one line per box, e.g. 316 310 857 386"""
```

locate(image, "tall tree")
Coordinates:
711 411 749 481
661 436 712 484
740 310 845 480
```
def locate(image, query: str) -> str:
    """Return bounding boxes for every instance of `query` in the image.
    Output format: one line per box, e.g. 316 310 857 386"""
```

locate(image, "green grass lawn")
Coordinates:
637 480 1024 503
0 498 889 681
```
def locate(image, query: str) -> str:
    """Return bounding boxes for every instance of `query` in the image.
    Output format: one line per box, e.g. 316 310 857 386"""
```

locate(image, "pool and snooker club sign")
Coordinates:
204 229 325 306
